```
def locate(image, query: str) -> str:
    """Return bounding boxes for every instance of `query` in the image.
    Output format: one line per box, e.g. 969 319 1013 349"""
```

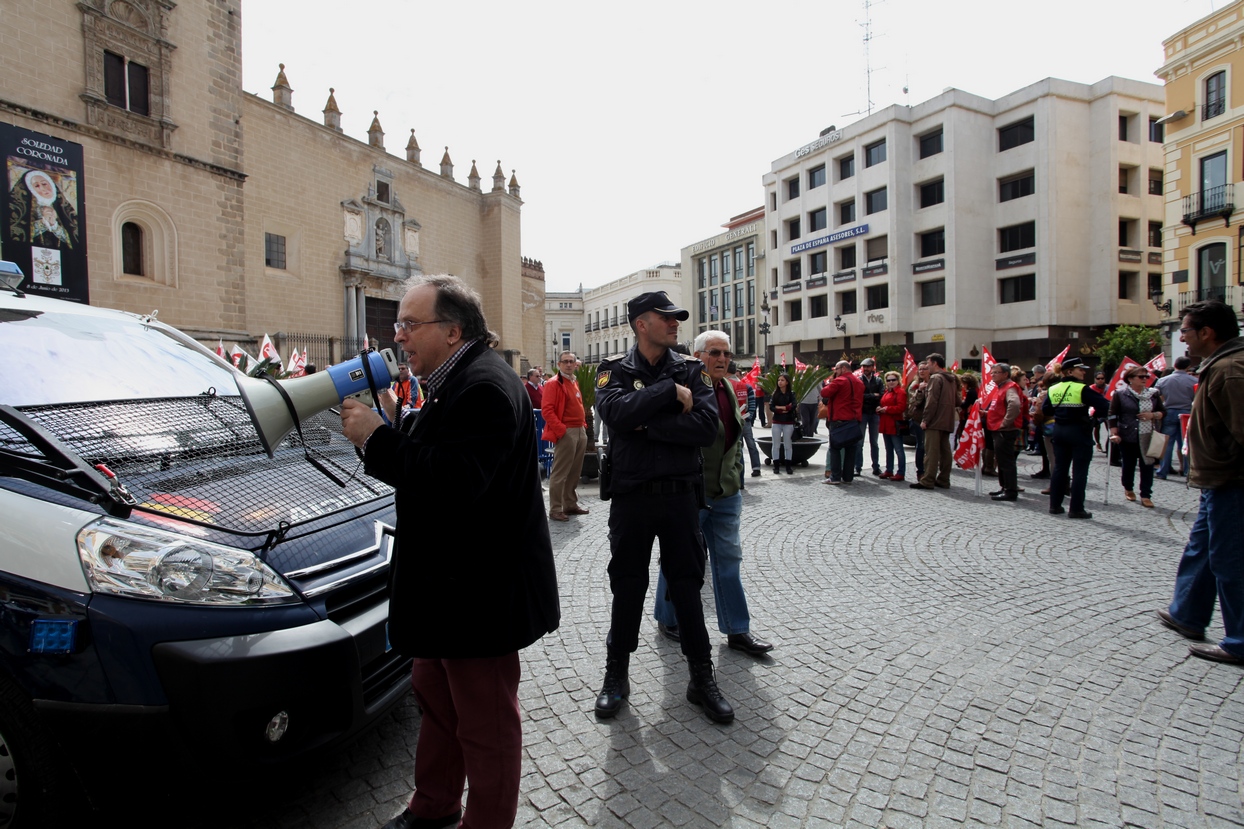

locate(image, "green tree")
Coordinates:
757 364 829 401
1092 325 1161 376
860 344 904 371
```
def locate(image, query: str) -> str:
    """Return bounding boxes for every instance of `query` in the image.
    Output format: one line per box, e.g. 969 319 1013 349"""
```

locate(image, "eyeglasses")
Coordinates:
885 378 899 383
1134 373 1150 378
393 319 447 334
1179 327 1199 336
705 349 734 358
559 358 576 363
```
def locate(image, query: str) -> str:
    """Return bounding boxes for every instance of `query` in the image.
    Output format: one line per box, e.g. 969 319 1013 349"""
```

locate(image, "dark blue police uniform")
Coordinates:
596 344 718 658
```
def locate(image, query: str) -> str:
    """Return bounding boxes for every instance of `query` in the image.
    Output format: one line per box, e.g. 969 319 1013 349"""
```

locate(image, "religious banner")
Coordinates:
0 124 89 303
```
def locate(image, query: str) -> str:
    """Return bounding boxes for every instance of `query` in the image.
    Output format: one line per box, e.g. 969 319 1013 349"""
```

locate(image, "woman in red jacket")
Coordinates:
877 371 908 481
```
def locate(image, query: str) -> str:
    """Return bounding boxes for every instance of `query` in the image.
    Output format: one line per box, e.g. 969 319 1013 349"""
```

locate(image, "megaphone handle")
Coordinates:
358 349 392 427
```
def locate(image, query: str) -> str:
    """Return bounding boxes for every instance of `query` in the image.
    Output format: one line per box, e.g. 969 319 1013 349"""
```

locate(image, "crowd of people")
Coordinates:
348 276 1242 827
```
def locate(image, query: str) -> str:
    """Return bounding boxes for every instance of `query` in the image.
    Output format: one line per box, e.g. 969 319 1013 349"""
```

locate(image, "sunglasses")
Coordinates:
705 349 733 358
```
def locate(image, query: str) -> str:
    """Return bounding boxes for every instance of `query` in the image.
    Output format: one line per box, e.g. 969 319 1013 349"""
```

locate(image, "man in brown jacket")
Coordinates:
911 353 959 490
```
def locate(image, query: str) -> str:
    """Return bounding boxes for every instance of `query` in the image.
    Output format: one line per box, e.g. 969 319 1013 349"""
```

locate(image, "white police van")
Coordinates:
0 263 408 826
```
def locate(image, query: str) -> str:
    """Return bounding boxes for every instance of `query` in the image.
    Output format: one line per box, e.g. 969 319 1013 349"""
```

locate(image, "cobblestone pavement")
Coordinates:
201 444 1244 829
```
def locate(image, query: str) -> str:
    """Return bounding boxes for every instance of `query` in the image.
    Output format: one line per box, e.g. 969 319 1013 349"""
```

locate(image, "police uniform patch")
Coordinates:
702 371 713 387
596 371 610 388
633 379 645 390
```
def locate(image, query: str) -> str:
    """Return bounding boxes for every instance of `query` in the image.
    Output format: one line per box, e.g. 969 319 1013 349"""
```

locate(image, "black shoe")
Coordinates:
909 482 934 489
1157 609 1205 641
658 621 680 642
1030 470 1050 479
687 658 734 724
1068 510 1093 519
727 632 774 655
751 469 761 477
594 649 630 719
872 467 883 476
989 489 1006 496
991 491 1018 501
382 808 463 829
1049 506 1065 515
785 465 794 474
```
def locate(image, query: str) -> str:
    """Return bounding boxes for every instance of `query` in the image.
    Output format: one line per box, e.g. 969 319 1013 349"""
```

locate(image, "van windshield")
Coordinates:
0 306 238 406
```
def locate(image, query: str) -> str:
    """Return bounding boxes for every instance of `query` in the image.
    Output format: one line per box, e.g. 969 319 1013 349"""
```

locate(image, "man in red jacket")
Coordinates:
543 351 588 521
821 360 864 484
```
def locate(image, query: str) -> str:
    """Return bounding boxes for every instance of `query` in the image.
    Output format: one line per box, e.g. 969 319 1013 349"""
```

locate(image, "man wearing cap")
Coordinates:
856 357 885 476
592 291 734 724
1042 356 1110 518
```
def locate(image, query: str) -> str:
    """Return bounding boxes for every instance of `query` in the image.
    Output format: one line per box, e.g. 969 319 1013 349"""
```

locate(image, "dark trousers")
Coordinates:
1049 425 1094 513
798 402 820 436
829 438 861 482
993 429 1021 493
1121 440 1155 498
409 653 522 827
606 489 710 658
910 422 926 477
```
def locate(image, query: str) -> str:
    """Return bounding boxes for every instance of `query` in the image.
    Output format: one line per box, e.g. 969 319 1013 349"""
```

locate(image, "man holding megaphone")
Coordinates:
341 274 560 829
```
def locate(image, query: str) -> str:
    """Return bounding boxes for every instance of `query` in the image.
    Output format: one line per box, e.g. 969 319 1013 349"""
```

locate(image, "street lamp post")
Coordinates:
758 298 771 367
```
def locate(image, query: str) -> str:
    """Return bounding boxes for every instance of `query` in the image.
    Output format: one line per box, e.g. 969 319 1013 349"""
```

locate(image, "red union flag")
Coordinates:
795 357 808 372
742 358 761 389
1046 344 1070 371
954 401 984 470
1144 353 1167 387
216 338 226 358
902 348 918 387
981 346 998 395
259 333 283 371
1104 356 1142 400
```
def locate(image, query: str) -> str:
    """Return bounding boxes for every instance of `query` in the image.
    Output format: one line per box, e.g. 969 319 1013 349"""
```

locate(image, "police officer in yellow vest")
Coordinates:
1042 356 1111 518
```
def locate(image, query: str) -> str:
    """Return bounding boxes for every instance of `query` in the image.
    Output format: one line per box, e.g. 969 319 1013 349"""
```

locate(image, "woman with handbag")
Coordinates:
768 373 797 474
1108 365 1165 508
877 371 909 481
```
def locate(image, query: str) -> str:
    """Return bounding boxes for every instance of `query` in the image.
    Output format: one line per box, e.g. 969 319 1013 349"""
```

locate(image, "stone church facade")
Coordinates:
1 0 535 369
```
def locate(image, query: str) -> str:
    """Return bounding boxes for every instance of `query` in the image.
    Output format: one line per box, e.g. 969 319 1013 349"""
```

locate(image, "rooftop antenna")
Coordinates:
842 0 885 119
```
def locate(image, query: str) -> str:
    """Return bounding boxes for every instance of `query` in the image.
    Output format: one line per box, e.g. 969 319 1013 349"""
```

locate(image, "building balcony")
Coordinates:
1177 284 1239 314
584 324 590 333
1203 98 1226 121
1182 184 1234 233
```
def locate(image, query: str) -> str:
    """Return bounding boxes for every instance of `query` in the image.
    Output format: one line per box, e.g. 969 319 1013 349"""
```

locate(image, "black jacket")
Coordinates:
860 372 885 415
363 341 560 658
596 346 717 492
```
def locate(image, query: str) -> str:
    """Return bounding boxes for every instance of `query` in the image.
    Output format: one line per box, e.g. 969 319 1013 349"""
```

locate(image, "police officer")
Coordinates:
593 291 735 724
1042 356 1111 519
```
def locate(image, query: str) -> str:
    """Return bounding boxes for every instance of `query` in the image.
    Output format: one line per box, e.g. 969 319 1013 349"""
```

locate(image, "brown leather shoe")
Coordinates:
1141 498 1154 508
566 507 590 515
1125 490 1136 502
1157 609 1204 640
1189 643 1244 664
549 512 569 522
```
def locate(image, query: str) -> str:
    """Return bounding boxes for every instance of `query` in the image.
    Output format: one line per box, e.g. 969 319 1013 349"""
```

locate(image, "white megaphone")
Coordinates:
236 348 400 457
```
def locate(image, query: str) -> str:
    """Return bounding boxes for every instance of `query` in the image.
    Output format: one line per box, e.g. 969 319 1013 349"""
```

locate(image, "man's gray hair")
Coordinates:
693 330 731 353
835 360 851 370
411 274 499 347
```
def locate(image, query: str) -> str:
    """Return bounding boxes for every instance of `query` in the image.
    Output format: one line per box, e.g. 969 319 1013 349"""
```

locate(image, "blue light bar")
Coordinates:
29 619 78 654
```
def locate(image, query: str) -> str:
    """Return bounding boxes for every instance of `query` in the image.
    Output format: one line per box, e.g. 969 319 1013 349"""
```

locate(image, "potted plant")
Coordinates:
755 363 830 465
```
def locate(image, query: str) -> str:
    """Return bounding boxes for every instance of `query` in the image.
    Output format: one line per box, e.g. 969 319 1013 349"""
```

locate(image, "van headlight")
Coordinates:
78 519 299 606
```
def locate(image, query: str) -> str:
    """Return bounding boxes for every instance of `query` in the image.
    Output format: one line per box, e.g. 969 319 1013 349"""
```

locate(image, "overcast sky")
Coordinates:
241 0 1220 293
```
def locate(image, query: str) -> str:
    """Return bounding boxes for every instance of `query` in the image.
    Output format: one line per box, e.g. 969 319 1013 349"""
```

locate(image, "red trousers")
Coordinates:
408 653 522 828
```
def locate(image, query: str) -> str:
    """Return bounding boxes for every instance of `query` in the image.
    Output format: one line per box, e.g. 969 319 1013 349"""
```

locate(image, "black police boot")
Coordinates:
686 657 734 724
594 648 629 719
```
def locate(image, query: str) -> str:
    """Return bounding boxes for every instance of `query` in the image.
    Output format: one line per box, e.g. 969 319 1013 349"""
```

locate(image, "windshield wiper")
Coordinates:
0 404 136 517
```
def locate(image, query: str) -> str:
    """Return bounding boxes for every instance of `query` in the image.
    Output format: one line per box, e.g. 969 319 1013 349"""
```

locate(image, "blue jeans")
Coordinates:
741 419 761 471
1168 487 1244 656
855 413 881 473
883 433 906 477
1156 408 1189 477
771 423 794 465
654 492 750 635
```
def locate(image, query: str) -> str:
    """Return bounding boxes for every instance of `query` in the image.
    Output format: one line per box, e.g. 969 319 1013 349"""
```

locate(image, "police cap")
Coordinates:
627 291 689 323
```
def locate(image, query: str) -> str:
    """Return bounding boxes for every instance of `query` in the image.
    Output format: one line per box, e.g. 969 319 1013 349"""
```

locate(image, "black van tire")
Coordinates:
0 676 85 828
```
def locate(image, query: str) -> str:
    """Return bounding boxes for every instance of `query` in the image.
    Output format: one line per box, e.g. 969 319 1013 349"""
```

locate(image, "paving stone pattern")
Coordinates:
200 447 1244 828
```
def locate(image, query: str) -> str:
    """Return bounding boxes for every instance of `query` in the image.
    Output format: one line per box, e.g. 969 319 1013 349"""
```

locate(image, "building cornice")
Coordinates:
0 97 246 182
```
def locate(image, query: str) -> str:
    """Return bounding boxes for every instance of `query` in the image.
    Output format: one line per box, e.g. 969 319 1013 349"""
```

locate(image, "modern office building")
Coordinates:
1155 0 1244 359
681 207 765 361
762 76 1167 370
582 263 682 362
